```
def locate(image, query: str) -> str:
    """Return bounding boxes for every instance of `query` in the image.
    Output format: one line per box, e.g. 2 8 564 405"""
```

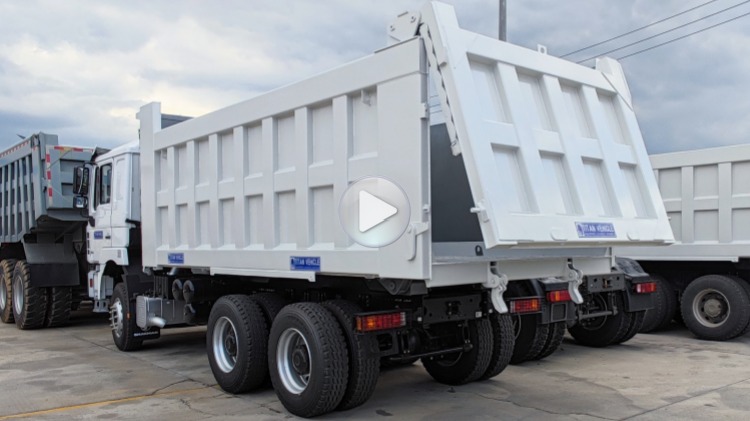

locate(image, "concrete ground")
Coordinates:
1 308 749 420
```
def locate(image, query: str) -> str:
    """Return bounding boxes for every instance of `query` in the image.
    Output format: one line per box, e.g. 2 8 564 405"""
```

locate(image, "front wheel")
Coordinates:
110 283 143 351
268 303 349 418
681 275 750 341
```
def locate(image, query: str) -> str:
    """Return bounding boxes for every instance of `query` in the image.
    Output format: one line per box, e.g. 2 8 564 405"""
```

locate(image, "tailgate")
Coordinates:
421 2 673 248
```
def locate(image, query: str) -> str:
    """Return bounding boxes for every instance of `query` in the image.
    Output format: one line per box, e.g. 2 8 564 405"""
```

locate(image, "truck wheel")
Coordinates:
640 275 677 333
510 314 549 364
322 300 379 410
268 303 348 418
423 318 492 385
614 310 645 344
480 312 514 380
111 283 143 351
253 292 286 326
533 321 566 361
208 295 269 393
45 286 72 327
0 259 16 323
12 260 47 330
568 293 629 347
735 278 750 336
680 275 750 341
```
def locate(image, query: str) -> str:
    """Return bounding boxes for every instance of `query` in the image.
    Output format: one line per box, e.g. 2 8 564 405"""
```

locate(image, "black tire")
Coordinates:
253 292 286 326
45 286 72 328
735 277 750 337
422 318 492 385
510 314 549 364
568 293 630 347
207 295 269 393
533 321 566 361
12 260 47 330
0 259 16 324
680 274 750 341
111 283 143 351
268 303 348 418
480 312 514 380
322 300 379 410
640 275 677 333
614 310 645 344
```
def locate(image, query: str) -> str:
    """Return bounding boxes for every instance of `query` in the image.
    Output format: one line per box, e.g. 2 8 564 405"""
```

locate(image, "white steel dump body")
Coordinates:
139 3 671 286
616 144 750 261
0 133 95 242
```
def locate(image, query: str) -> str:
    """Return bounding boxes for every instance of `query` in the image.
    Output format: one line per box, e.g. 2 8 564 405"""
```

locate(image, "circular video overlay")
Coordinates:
339 176 411 248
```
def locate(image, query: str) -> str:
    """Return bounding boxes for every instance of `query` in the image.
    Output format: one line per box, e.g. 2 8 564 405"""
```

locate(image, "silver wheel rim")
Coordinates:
693 288 729 328
213 316 239 373
111 298 124 338
277 328 311 394
0 278 6 312
13 276 23 314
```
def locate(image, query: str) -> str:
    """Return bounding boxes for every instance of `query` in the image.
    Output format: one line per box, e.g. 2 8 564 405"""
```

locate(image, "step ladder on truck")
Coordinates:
66 2 673 417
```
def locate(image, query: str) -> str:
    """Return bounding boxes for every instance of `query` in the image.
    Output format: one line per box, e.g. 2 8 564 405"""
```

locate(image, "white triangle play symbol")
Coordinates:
358 190 398 233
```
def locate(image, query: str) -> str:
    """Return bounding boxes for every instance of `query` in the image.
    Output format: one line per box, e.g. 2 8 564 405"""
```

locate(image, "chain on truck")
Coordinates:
0 2 673 418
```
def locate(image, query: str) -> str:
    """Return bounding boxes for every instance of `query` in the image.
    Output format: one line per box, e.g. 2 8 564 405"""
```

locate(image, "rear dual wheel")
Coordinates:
0 259 16 323
680 274 750 341
12 261 47 330
640 275 677 333
510 315 565 364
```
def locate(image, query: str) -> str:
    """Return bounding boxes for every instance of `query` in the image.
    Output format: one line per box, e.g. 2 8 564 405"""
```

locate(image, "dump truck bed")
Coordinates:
616 143 750 261
139 2 671 282
0 133 95 242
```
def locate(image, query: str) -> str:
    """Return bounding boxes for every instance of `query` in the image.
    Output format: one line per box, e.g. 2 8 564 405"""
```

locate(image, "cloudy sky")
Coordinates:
0 0 748 154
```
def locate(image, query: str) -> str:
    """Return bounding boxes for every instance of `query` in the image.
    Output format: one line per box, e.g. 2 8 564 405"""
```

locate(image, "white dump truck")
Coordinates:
617 144 750 341
1 3 672 417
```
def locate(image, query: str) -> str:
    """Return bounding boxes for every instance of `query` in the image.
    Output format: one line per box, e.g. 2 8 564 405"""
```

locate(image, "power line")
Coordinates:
561 0 719 58
576 0 750 63
617 9 750 60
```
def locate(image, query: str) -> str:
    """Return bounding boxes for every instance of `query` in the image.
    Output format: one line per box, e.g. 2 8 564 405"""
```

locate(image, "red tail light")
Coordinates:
547 290 572 303
509 298 541 314
356 312 406 332
635 282 657 294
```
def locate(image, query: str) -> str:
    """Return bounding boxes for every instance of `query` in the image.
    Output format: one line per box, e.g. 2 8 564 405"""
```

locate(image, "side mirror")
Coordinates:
73 166 89 195
74 196 88 209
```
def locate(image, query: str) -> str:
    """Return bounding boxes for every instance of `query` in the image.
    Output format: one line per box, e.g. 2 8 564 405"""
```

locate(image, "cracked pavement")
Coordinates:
1 307 749 420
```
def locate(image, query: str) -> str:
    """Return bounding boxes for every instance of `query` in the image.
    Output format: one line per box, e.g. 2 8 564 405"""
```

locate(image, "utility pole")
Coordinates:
499 0 507 41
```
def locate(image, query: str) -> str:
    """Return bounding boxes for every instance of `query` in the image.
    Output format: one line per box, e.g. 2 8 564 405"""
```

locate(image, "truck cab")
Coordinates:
78 142 141 311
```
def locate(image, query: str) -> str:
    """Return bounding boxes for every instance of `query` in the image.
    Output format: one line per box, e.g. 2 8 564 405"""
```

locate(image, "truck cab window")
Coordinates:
96 164 112 206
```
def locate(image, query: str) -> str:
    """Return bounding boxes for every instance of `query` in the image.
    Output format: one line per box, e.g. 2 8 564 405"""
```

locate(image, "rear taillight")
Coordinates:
509 298 541 314
546 290 572 303
356 312 406 332
635 282 657 294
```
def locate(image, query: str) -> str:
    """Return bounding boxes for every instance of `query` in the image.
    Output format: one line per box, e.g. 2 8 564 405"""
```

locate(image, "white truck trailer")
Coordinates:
3 3 672 417
617 144 750 341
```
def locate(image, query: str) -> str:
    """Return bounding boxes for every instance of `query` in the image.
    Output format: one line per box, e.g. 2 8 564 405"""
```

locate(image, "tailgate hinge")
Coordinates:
564 262 584 304
406 221 429 261
484 268 509 314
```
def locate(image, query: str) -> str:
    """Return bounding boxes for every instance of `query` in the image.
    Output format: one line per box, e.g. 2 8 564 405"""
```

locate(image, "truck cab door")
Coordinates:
88 161 113 263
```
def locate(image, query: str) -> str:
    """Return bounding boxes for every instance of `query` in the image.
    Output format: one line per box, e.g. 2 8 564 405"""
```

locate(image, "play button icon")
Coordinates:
358 191 398 232
339 177 410 248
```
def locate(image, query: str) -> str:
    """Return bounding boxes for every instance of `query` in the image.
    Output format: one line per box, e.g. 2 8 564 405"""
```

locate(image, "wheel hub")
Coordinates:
212 316 239 373
693 289 729 327
13 276 23 314
292 347 310 375
277 328 312 394
0 279 6 311
110 299 124 338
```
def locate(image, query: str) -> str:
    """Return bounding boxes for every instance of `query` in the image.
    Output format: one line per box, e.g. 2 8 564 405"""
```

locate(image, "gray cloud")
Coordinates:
0 0 748 155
